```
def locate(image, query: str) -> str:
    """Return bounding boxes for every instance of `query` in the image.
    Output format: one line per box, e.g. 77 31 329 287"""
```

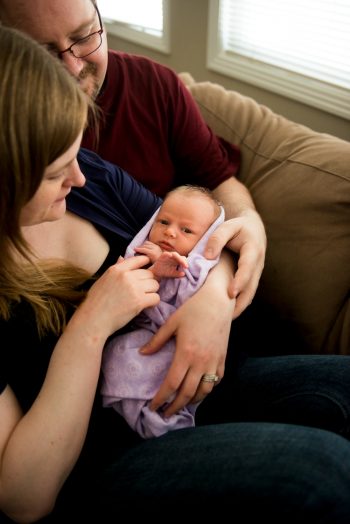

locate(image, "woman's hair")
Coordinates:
0 24 94 336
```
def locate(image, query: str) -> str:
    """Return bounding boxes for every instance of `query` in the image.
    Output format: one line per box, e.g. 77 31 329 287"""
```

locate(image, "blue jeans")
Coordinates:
6 354 350 523
89 354 350 523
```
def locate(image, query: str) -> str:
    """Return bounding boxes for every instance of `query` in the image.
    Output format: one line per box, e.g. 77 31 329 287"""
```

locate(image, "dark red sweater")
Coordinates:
82 50 240 196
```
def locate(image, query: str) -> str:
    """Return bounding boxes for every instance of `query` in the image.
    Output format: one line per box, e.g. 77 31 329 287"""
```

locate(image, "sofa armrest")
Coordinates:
179 72 350 355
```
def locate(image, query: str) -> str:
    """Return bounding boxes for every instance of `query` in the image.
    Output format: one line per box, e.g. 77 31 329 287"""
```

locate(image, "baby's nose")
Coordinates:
165 227 176 238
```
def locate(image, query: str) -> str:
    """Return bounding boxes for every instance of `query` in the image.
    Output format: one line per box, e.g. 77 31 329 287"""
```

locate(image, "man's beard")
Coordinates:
78 62 100 99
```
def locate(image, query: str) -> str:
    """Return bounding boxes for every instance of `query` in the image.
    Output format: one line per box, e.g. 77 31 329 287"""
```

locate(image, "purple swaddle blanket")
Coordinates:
101 205 225 438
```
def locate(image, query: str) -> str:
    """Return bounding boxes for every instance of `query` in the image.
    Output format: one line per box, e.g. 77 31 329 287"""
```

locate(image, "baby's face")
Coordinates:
149 193 218 255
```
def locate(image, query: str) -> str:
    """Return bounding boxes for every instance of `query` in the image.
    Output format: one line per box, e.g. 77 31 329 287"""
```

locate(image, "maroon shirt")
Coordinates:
82 50 240 197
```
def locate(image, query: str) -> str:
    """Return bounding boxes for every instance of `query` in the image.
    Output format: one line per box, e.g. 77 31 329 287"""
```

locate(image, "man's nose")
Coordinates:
60 51 85 77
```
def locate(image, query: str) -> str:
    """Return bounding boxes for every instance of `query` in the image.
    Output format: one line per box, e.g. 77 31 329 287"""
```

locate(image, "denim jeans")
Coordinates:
90 354 350 523
4 354 350 523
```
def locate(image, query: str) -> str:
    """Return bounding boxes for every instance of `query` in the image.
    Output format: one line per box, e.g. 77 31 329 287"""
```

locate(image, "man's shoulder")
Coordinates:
107 49 177 81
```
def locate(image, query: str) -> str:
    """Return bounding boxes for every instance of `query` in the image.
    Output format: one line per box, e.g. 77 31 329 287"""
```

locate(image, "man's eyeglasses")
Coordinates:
57 5 104 60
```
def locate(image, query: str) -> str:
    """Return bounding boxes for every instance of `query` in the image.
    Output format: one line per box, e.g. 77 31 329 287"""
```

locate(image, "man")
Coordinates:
0 0 266 413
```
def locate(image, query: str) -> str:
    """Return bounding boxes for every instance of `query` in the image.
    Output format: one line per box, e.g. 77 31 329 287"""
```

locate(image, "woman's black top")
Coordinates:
0 148 162 484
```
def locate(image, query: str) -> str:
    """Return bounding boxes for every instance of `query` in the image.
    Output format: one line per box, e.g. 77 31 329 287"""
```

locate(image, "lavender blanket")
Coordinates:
101 206 225 438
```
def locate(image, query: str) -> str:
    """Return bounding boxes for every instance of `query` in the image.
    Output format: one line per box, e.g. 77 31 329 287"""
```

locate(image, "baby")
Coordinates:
101 185 224 438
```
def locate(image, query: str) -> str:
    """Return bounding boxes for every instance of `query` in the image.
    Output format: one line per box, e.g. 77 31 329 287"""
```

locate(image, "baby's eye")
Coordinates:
182 227 193 234
159 219 169 225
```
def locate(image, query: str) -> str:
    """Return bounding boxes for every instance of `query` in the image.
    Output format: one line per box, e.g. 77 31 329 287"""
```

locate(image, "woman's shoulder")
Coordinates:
68 149 162 241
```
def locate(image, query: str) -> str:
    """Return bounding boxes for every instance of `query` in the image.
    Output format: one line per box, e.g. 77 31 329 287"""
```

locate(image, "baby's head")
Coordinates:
149 185 222 255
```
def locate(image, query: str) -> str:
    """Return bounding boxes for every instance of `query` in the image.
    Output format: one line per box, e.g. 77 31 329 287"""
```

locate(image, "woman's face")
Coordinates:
20 133 85 226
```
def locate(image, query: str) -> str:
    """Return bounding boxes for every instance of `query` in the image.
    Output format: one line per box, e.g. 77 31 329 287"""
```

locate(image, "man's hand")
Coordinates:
140 251 235 416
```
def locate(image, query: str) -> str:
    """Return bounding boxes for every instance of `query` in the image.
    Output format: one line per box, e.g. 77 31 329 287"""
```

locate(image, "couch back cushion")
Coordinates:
179 73 350 355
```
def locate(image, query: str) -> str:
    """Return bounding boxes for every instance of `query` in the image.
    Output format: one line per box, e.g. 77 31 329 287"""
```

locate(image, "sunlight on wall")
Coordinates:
98 0 163 33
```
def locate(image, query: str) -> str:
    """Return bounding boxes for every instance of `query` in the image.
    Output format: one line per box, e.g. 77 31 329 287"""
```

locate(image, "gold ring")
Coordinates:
201 373 219 383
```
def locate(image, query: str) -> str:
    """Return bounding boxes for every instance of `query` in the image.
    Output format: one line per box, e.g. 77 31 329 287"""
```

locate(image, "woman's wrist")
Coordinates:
64 305 109 353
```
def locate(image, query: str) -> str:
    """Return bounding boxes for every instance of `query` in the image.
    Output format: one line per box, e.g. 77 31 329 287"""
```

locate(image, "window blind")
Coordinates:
220 0 350 89
208 0 350 118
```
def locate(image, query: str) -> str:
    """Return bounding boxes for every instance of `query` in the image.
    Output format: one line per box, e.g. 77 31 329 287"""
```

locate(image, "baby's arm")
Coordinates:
135 240 163 263
135 241 188 279
150 251 188 279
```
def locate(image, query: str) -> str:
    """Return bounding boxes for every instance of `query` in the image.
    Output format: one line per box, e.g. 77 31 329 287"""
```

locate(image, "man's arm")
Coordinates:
209 177 267 319
141 250 236 416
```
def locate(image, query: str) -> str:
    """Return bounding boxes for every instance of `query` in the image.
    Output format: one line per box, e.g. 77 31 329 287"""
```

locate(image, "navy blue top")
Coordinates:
0 148 162 404
0 149 165 506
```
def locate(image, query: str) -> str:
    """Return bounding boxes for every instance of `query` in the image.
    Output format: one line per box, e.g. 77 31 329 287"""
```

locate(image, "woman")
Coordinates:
1 24 350 524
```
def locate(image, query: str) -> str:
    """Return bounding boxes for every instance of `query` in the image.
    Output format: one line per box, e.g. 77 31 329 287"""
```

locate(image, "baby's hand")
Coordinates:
150 251 188 279
135 241 163 263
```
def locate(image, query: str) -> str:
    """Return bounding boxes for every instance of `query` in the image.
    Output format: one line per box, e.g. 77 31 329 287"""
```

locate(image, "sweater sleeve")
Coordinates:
67 148 162 242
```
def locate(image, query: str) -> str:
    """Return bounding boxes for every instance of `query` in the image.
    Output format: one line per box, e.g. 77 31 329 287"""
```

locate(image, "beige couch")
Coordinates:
179 72 350 356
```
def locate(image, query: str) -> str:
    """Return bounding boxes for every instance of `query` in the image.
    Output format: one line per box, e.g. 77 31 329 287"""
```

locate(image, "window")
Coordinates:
207 0 350 119
98 0 170 53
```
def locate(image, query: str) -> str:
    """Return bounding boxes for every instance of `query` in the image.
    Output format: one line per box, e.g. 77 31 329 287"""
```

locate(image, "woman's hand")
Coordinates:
140 251 235 416
79 255 160 338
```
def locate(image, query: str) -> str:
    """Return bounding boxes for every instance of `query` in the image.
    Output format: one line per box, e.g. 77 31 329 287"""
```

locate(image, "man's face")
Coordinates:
3 0 108 98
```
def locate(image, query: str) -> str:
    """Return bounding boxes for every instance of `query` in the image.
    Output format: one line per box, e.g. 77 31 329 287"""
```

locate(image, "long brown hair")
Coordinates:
0 24 93 336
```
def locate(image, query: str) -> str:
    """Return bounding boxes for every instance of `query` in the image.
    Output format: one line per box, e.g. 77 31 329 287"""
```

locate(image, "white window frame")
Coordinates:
207 0 350 119
101 0 170 54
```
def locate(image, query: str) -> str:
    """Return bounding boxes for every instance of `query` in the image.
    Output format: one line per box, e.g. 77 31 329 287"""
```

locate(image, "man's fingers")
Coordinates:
204 221 239 259
140 320 175 355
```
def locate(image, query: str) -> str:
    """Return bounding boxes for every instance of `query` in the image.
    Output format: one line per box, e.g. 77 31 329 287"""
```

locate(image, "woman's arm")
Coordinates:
0 320 105 523
0 256 159 523
141 250 236 417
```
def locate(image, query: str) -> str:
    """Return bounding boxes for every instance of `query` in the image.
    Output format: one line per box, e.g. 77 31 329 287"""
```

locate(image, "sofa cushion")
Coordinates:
179 72 350 355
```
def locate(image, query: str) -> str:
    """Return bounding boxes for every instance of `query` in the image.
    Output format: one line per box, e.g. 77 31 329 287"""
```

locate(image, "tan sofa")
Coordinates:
179 72 350 356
